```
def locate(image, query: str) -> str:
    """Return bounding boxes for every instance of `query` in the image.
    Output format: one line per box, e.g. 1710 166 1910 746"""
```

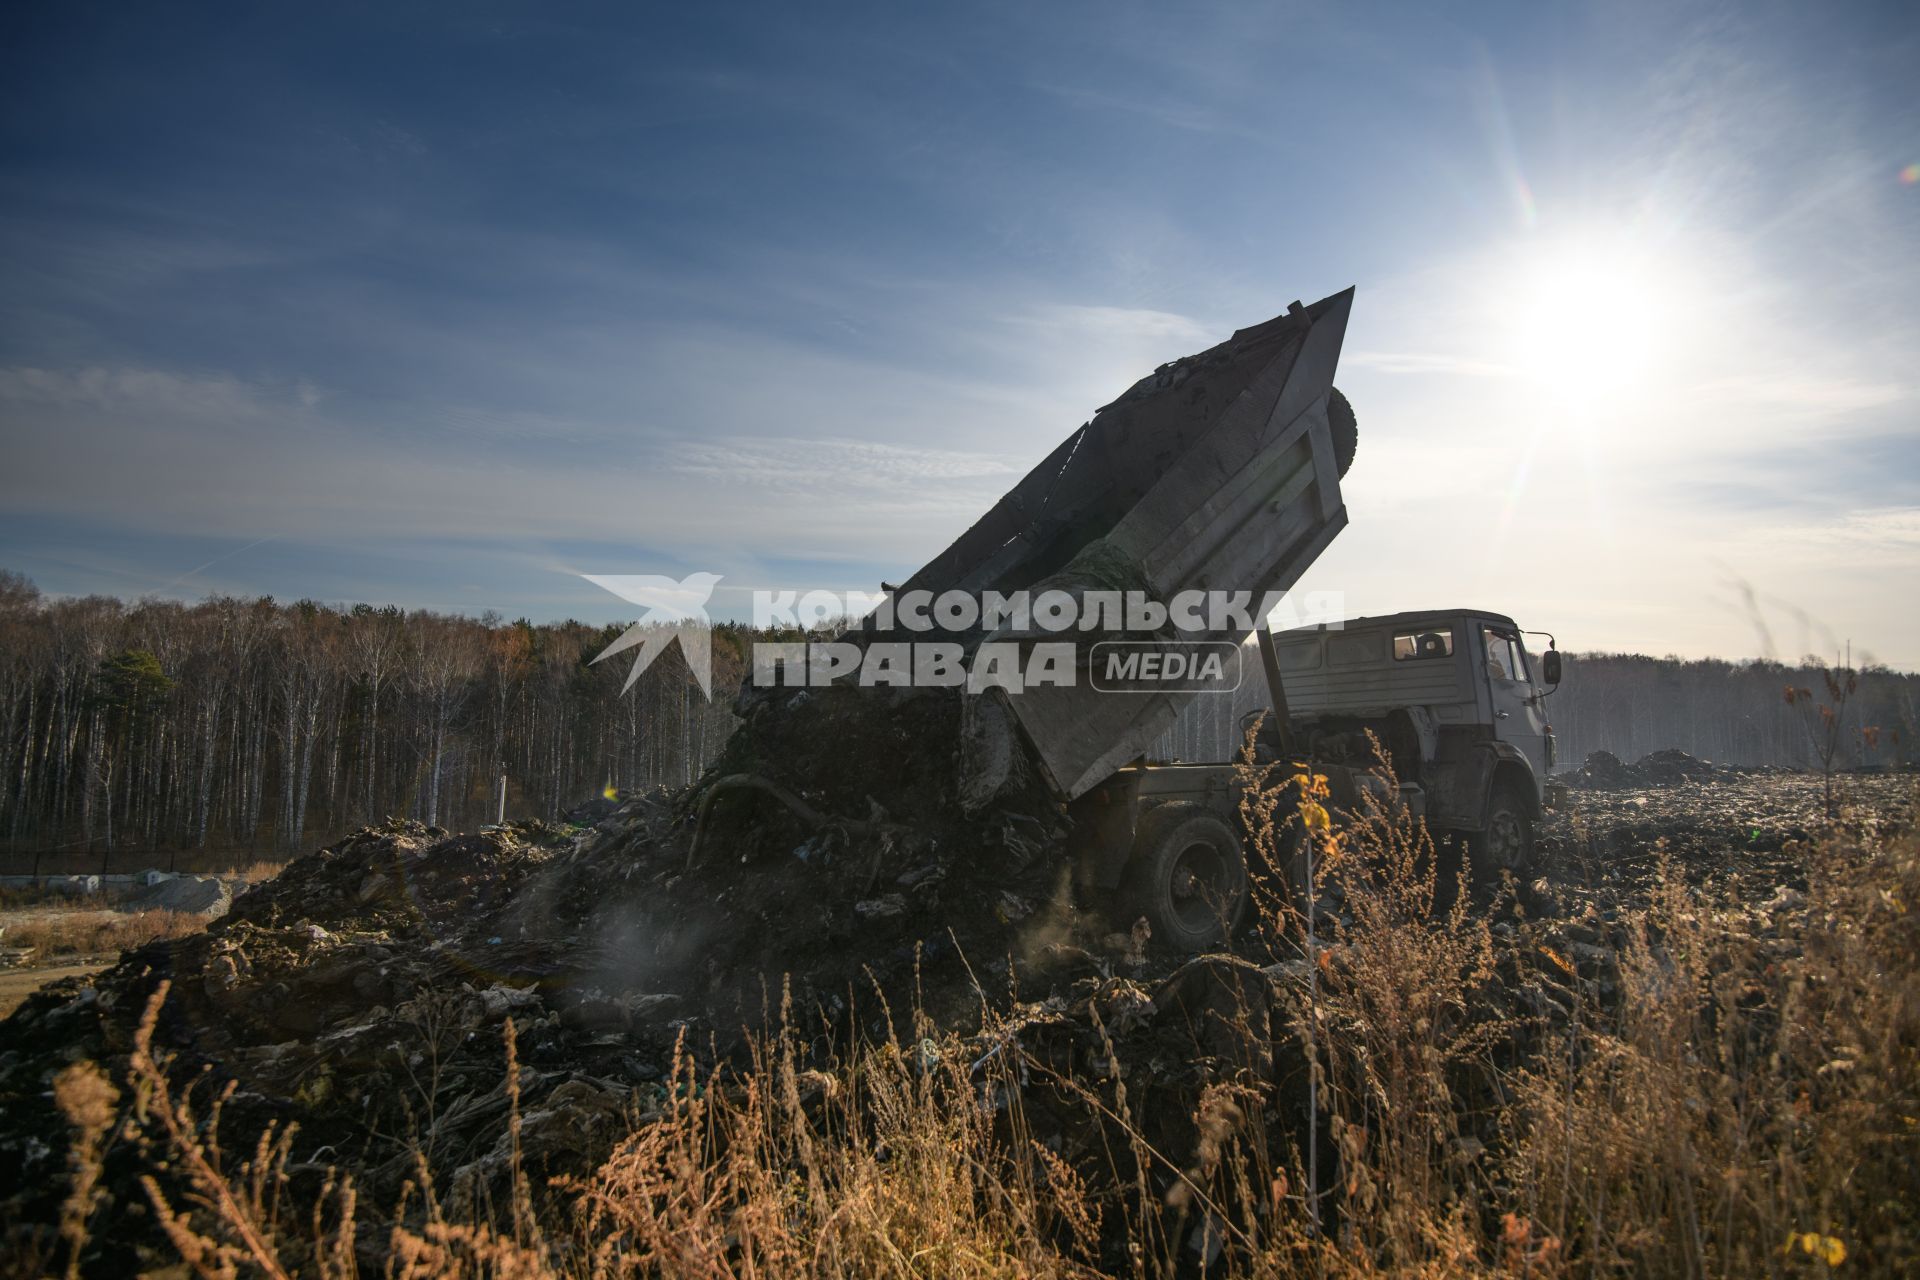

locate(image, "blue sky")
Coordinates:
3 0 1917 664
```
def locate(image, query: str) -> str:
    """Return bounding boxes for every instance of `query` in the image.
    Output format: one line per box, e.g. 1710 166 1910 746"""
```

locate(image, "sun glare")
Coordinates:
1508 244 1672 404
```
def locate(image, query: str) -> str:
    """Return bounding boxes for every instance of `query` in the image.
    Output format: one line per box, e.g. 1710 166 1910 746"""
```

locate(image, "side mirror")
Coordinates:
1541 650 1563 685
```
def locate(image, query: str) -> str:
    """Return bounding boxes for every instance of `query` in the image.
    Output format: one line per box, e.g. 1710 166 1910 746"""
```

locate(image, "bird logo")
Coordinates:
581 572 722 697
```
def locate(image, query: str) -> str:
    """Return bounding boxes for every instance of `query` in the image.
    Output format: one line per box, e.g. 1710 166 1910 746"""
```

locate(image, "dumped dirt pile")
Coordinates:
0 680 1099 1257
1559 746 1728 790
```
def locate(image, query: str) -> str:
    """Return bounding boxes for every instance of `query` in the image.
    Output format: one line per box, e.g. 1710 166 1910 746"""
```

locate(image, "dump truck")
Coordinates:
845 286 1560 947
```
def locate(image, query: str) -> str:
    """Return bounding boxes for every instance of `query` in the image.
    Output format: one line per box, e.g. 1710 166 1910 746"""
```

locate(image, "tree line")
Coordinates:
3 567 1913 865
0 572 745 868
1540 651 1912 771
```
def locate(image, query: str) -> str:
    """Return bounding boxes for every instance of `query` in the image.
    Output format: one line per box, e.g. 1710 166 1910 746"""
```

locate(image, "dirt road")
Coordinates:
0 962 105 1019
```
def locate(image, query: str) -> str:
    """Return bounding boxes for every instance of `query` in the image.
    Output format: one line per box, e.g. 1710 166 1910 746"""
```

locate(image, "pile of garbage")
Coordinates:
1560 747 1724 790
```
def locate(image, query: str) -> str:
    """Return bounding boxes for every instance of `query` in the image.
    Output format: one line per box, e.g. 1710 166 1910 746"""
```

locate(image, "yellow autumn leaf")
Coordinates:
1300 802 1331 830
1787 1232 1846 1266
1540 947 1577 977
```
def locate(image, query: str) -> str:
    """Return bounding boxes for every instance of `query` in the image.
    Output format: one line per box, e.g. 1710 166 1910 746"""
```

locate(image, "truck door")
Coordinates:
1479 624 1549 782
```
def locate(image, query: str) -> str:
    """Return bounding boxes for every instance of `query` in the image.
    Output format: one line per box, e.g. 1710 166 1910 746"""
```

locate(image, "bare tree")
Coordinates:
347 604 407 825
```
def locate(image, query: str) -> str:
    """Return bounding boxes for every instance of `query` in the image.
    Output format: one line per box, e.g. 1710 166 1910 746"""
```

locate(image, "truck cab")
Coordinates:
1260 608 1559 845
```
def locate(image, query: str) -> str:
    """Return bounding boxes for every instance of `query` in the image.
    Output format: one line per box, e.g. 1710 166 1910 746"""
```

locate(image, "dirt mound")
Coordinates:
128 874 231 917
1562 747 1725 790
0 680 1108 1263
1566 748 1638 788
1636 747 1721 785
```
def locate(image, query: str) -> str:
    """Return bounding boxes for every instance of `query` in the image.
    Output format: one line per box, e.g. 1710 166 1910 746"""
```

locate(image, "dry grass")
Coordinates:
45 761 1920 1278
573 998 1105 1279
7 908 205 965
1242 747 1511 1274
1502 832 1920 1274
54 1061 118 1280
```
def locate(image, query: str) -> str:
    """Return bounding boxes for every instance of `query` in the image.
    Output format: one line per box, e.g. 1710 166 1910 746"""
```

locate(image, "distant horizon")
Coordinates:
4 566 1903 676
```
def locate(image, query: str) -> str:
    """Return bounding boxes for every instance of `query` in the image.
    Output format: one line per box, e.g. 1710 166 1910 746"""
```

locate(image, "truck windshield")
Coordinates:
1482 627 1528 683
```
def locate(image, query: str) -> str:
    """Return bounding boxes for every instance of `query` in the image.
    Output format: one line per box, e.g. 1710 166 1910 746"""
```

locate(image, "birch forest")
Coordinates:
2 569 1913 865
0 572 742 867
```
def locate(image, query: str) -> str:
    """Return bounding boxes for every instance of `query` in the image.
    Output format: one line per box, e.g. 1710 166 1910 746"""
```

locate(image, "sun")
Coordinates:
1506 240 1673 403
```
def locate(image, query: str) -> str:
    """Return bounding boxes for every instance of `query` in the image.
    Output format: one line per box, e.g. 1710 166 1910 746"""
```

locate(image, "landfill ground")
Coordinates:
1 737 1914 1276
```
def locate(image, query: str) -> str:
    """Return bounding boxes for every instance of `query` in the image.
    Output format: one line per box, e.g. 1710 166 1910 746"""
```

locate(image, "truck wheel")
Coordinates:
1471 785 1534 879
1328 386 1358 478
1126 803 1248 951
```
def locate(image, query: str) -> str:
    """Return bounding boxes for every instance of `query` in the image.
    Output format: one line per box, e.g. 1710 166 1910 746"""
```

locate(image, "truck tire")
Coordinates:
1470 783 1534 879
1328 387 1358 478
1125 803 1248 951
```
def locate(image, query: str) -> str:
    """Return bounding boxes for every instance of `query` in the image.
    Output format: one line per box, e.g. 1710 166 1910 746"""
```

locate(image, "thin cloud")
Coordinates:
1029 81 1251 139
0 366 282 418
1679 375 1906 416
1345 350 1518 378
671 435 1020 492
1782 507 1920 555
1002 304 1211 344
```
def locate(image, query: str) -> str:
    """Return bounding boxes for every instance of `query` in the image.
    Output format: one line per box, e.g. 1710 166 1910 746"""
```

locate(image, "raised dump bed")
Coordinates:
881 288 1358 805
